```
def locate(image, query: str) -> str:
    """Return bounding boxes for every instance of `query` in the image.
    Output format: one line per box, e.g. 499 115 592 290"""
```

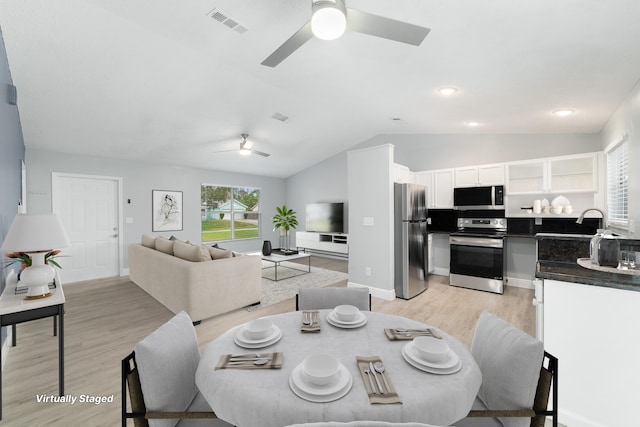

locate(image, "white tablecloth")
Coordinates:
196 310 481 427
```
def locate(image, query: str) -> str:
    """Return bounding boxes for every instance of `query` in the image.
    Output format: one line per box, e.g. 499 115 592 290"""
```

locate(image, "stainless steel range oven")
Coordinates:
449 217 506 294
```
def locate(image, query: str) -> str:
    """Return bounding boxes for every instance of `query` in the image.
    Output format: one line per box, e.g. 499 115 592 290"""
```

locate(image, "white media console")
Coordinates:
296 231 348 257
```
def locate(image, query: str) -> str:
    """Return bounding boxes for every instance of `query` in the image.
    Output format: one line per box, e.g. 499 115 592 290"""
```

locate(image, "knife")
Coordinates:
369 361 383 394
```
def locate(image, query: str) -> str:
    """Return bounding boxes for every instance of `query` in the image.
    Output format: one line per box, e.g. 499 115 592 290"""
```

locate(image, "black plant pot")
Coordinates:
261 240 272 256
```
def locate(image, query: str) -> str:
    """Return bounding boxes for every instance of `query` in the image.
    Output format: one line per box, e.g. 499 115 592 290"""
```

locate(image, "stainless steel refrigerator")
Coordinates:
394 183 429 299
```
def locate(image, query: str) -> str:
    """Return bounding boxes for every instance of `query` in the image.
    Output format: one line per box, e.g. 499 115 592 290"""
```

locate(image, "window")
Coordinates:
606 136 628 228
201 184 261 242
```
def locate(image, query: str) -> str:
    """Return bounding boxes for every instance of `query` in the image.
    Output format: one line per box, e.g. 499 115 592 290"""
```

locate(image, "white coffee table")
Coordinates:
261 252 311 281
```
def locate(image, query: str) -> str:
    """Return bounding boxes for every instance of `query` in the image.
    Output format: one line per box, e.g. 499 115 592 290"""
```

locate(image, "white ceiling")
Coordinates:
1 0 640 178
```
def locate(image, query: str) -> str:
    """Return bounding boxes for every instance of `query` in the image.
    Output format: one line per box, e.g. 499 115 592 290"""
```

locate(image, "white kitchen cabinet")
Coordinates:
392 163 414 184
415 168 454 208
506 152 598 195
454 164 504 187
543 279 640 426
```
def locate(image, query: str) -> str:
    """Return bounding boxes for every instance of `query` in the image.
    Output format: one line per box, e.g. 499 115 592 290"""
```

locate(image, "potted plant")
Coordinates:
272 205 298 254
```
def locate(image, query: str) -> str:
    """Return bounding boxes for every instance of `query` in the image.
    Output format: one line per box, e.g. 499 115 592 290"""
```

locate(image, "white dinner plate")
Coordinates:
289 363 353 402
233 325 283 349
326 310 367 328
402 343 462 375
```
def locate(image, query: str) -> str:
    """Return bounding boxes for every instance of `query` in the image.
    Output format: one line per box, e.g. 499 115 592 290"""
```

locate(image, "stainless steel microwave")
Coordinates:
453 185 504 210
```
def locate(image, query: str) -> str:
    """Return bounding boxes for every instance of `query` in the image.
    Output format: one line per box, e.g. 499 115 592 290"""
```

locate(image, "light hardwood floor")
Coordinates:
1 257 535 426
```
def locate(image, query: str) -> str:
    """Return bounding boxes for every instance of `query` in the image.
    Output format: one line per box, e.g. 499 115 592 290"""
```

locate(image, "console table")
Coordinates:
0 274 65 419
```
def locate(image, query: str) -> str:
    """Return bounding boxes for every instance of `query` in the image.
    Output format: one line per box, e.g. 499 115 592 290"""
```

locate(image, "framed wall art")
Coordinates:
152 190 183 232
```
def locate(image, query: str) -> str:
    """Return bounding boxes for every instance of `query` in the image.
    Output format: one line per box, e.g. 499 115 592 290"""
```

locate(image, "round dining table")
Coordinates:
195 310 481 427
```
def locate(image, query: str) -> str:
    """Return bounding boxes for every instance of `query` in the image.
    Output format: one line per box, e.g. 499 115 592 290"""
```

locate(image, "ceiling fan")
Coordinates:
213 134 271 157
261 0 430 67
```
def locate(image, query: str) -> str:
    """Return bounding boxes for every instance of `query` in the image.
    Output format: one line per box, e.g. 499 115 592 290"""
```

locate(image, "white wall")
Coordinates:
25 149 286 268
359 133 601 172
600 77 640 238
347 144 395 300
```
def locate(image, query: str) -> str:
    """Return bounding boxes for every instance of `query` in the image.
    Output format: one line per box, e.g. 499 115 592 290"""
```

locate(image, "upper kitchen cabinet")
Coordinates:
415 169 454 208
454 164 505 187
392 163 415 184
506 152 599 195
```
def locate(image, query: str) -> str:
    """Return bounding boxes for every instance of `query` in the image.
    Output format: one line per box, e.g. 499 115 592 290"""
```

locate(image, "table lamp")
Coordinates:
1 213 71 299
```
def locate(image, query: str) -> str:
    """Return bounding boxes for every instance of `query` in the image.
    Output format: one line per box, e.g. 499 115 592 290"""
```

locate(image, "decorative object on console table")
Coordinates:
262 240 272 256
272 204 298 255
0 213 71 299
152 190 183 232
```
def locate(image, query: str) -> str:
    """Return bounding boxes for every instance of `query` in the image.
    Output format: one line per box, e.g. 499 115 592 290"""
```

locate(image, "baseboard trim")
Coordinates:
505 277 534 290
347 281 395 301
432 267 449 276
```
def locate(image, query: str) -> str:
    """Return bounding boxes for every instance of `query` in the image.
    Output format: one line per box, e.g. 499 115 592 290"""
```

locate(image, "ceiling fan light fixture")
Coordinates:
311 0 346 40
239 148 252 156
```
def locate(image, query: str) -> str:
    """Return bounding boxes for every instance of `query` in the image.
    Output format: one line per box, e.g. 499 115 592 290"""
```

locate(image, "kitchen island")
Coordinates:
535 233 640 427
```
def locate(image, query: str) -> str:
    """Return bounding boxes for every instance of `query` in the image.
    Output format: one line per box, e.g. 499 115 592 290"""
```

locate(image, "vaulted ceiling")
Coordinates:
2 0 640 178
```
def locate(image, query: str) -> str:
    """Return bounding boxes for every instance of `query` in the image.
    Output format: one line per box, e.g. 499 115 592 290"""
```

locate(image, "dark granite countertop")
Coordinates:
537 260 640 292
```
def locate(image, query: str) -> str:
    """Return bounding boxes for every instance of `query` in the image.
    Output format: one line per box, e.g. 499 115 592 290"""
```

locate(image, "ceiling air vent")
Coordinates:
206 8 248 35
272 112 290 122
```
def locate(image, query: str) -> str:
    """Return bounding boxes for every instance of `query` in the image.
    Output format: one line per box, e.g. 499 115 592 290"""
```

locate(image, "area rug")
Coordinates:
247 262 348 311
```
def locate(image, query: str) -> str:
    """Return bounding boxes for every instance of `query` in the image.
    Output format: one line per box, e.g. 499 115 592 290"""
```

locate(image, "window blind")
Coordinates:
606 137 628 226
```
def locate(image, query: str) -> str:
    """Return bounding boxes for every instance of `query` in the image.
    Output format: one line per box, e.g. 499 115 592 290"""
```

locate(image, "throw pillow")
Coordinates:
155 237 174 255
173 241 212 262
141 234 156 249
471 311 544 427
135 311 200 427
207 246 233 260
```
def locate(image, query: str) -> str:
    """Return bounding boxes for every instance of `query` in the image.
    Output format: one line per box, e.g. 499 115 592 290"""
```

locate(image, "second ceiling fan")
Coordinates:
261 0 430 67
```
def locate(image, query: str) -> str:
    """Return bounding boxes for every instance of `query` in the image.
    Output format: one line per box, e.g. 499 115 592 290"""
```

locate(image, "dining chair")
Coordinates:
284 422 446 427
455 311 558 427
296 287 371 311
121 311 232 427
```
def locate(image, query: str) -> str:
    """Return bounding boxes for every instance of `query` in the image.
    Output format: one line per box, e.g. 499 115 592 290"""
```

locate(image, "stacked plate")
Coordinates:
234 318 283 349
289 354 353 402
401 337 462 374
326 305 367 328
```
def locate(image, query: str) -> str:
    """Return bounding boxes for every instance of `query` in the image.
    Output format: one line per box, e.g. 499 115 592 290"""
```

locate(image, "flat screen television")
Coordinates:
305 202 344 233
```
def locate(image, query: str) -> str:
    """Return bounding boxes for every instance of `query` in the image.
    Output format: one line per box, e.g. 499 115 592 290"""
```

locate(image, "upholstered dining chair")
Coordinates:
121 311 232 427
455 311 558 427
284 422 446 427
296 287 371 311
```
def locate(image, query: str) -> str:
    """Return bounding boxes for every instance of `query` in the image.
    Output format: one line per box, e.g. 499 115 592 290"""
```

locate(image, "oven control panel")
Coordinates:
457 217 506 231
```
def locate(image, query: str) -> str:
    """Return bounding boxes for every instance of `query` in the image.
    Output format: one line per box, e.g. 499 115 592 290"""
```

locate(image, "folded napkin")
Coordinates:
384 328 443 341
215 352 284 370
356 356 401 404
300 310 320 333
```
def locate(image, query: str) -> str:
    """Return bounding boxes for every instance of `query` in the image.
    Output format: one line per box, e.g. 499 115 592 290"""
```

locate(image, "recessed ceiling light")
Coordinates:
466 121 480 127
438 87 458 96
552 109 575 117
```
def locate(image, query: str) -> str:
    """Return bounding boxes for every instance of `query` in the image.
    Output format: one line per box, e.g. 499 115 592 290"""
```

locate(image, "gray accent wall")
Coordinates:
285 151 348 247
0 28 25 352
25 149 286 268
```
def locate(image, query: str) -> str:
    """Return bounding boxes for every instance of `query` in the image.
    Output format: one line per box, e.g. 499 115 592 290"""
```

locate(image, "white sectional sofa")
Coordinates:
128 235 262 323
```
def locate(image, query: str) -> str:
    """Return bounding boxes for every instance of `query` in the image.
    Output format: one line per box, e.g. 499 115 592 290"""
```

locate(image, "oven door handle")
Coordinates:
449 236 504 248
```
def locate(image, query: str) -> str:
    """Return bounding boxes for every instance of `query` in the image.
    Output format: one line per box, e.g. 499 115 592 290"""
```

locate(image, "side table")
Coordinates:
0 275 65 420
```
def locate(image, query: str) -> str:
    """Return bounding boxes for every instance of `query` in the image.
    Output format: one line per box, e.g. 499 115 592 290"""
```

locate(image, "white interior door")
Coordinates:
53 173 122 284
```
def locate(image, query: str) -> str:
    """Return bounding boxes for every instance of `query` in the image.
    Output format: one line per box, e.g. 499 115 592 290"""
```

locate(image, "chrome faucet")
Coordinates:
576 208 607 228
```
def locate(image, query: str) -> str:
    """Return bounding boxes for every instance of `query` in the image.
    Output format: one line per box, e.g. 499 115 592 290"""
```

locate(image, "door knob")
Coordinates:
112 234 118 238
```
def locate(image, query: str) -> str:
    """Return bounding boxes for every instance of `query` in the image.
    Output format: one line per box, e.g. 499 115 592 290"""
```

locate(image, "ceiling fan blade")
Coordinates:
252 150 271 157
212 149 238 154
261 20 313 67
346 8 430 46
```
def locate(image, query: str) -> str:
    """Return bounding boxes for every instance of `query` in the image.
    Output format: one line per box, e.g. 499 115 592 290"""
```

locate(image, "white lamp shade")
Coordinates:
311 1 347 40
0 213 71 253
